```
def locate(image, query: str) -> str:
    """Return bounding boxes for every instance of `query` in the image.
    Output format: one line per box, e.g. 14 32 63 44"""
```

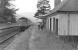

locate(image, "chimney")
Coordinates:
54 0 61 7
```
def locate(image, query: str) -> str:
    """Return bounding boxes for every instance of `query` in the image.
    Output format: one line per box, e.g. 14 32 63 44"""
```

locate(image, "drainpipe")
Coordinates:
68 13 70 35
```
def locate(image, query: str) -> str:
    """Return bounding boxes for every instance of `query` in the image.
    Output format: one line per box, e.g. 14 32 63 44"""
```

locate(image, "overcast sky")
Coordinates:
13 0 54 14
12 0 54 22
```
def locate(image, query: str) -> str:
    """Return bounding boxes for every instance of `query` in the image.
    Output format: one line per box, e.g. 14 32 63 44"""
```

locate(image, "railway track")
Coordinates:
0 25 31 44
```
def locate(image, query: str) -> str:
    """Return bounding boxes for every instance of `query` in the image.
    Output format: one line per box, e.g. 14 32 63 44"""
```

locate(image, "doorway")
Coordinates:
53 18 58 35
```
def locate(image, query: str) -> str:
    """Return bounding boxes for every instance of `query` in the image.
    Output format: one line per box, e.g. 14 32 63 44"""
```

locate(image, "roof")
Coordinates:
35 0 70 19
60 0 78 11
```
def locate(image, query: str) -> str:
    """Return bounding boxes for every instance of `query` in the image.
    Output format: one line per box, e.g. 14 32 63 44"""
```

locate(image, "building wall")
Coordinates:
46 15 60 33
46 13 78 35
69 14 78 35
58 14 68 35
58 14 78 35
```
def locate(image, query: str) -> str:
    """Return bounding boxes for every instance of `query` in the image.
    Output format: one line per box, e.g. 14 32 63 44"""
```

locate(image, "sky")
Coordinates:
13 0 54 13
12 0 54 22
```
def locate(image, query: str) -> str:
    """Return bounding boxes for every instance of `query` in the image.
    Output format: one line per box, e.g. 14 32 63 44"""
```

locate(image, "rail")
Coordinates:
0 24 31 43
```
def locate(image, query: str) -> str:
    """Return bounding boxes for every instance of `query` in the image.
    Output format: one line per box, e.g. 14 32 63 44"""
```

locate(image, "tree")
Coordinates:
0 0 18 23
34 0 51 29
34 0 51 18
